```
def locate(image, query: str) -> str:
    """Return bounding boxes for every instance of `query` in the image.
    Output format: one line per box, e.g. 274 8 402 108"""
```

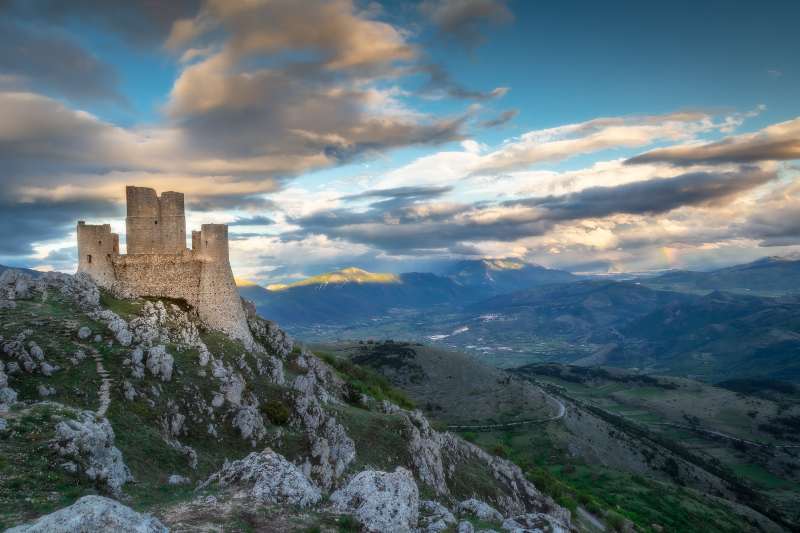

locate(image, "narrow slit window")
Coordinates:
87 254 92 264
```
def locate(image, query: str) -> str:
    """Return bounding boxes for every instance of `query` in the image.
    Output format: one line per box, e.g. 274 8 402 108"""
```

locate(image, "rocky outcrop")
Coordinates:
457 498 504 522
145 345 174 382
201 448 321 507
330 467 419 533
0 269 33 301
292 351 355 489
6 495 167 533
51 411 133 495
232 405 267 444
0 362 17 411
419 500 457 532
245 302 293 358
442 433 570 524
401 410 448 496
502 512 571 533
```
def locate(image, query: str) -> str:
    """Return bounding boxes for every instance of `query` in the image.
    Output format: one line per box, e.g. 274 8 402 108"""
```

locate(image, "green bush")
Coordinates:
317 352 415 410
261 399 290 425
337 515 360 532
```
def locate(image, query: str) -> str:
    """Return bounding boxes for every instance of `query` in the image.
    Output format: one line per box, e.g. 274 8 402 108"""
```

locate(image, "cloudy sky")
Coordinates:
1 0 799 283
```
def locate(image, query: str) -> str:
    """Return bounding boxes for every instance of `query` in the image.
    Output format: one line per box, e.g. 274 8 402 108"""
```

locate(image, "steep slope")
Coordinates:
0 268 571 531
330 341 791 532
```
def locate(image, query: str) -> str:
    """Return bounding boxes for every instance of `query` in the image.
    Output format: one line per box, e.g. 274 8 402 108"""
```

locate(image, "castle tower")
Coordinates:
196 224 252 343
125 186 187 254
76 221 119 288
125 186 161 254
158 191 187 254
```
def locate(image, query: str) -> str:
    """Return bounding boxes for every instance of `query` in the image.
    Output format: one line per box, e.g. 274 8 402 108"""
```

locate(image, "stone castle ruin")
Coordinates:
77 186 252 344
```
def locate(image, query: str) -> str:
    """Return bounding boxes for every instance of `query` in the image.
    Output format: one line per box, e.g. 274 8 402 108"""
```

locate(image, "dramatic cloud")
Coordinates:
341 186 453 202
164 0 468 176
0 20 124 104
626 116 800 166
0 197 120 256
417 63 508 100
287 166 777 255
509 167 777 221
2 0 202 47
422 0 513 47
228 215 275 226
740 180 800 246
469 111 738 176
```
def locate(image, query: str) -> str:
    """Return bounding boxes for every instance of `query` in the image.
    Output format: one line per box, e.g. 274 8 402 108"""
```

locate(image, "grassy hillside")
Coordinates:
334 341 795 531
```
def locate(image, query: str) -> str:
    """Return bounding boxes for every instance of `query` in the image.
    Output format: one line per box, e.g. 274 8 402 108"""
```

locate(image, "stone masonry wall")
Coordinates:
110 253 202 305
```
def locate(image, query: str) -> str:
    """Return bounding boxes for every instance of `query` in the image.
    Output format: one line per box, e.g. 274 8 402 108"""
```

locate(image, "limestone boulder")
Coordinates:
146 345 174 382
6 495 167 532
202 448 321 507
502 513 571 533
0 269 33 299
330 467 419 533
232 404 267 443
419 500 457 532
457 498 504 523
51 411 133 495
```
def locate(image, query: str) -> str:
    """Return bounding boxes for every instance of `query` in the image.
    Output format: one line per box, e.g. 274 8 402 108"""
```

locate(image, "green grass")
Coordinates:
316 351 415 409
460 425 762 533
0 404 96 530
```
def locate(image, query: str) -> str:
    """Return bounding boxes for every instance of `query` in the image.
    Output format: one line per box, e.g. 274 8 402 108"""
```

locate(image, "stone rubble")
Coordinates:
330 467 419 533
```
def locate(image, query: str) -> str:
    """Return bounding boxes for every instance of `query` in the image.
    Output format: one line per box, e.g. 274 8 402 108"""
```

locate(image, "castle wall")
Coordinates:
111 253 202 305
76 222 118 288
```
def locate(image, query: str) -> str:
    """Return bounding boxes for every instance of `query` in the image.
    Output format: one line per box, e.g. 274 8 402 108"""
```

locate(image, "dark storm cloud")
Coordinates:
626 117 800 166
188 195 276 213
421 0 513 47
1 0 202 47
738 183 800 247
479 109 518 128
417 63 508 100
341 186 453 201
508 167 777 221
0 198 121 256
228 215 275 226
287 167 777 253
0 20 124 104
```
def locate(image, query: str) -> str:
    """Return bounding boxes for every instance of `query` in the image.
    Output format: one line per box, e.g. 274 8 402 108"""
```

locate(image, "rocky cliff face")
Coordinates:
0 268 572 532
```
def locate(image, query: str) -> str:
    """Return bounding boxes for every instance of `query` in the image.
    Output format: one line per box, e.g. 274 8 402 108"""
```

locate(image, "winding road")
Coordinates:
446 388 566 431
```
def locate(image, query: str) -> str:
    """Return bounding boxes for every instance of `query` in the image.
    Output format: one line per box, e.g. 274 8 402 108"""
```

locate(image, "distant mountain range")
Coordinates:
643 255 800 295
239 259 579 325
236 255 800 384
